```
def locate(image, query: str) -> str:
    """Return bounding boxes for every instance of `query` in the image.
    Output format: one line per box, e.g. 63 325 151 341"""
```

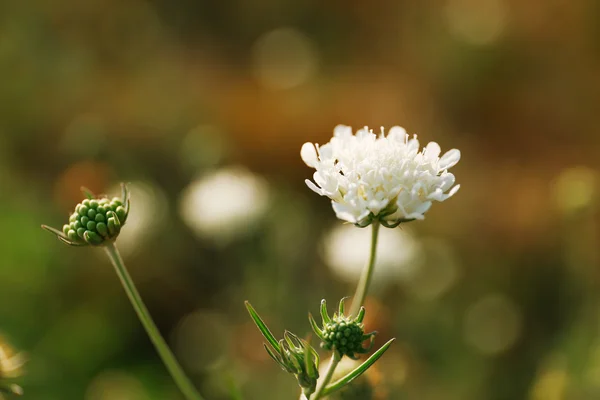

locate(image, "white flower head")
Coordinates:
301 125 460 227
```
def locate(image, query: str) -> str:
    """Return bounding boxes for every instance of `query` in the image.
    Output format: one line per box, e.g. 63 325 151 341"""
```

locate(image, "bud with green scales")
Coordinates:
245 302 320 397
42 184 130 246
309 298 376 360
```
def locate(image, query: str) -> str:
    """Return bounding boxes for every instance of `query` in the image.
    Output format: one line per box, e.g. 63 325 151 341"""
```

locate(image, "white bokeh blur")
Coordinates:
323 224 420 289
178 167 269 243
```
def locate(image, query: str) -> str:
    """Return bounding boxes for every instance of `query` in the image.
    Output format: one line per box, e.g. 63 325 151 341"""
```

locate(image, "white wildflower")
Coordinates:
301 125 460 227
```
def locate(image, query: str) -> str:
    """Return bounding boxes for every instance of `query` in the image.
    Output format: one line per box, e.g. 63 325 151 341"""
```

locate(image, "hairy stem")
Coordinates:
349 221 380 317
103 242 204 400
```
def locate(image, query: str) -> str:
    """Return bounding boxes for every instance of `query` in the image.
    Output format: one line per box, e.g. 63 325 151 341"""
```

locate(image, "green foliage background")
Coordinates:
1 0 600 399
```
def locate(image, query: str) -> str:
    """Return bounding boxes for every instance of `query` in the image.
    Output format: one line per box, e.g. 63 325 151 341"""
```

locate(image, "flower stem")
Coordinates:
103 242 204 400
349 221 380 317
311 351 341 400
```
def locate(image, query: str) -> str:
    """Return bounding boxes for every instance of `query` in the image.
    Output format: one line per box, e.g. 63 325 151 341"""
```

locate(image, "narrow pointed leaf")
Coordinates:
323 338 396 396
245 301 280 352
320 299 331 324
308 313 325 340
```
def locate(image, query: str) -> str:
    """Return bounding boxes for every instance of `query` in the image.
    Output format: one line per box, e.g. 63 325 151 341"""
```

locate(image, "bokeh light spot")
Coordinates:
323 224 419 288
178 167 269 243
403 238 460 301
464 294 522 355
552 166 597 214
172 310 230 373
444 0 509 46
252 27 318 90
85 370 146 400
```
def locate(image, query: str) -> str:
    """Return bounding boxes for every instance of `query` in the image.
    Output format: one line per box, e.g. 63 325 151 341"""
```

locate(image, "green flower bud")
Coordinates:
42 184 130 247
309 298 376 360
245 302 319 397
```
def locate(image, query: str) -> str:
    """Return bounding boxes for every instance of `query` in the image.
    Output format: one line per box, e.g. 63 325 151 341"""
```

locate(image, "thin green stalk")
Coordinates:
349 221 380 317
311 351 341 400
103 242 204 400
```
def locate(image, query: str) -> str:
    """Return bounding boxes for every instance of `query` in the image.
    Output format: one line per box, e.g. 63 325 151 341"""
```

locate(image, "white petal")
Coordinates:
439 173 456 191
305 179 324 196
439 149 461 170
332 202 359 223
300 143 319 167
387 126 408 143
447 184 460 197
424 142 441 160
333 125 353 138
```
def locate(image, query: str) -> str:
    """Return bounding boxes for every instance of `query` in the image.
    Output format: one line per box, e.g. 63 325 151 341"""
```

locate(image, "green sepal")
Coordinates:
308 313 325 340
355 306 366 323
320 299 331 324
80 186 96 200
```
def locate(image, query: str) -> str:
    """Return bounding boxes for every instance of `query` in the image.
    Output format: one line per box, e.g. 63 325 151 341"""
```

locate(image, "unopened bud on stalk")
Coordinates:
42 184 130 246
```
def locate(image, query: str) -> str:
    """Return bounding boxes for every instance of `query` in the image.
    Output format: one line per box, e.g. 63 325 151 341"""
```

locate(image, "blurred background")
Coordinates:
1 0 600 399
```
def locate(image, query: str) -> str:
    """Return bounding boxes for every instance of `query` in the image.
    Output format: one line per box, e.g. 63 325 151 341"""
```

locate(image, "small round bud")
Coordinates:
67 230 77 241
96 222 108 237
87 209 97 219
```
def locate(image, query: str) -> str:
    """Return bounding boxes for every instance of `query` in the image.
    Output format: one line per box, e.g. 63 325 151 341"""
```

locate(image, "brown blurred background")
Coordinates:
1 0 600 399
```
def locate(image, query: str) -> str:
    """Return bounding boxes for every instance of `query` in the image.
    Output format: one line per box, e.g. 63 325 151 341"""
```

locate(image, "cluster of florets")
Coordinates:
321 315 367 358
301 125 461 227
63 197 127 245
43 185 130 246
310 299 376 359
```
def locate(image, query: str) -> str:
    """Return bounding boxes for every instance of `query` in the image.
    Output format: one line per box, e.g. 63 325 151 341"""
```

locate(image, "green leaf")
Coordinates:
323 338 396 396
245 301 280 352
